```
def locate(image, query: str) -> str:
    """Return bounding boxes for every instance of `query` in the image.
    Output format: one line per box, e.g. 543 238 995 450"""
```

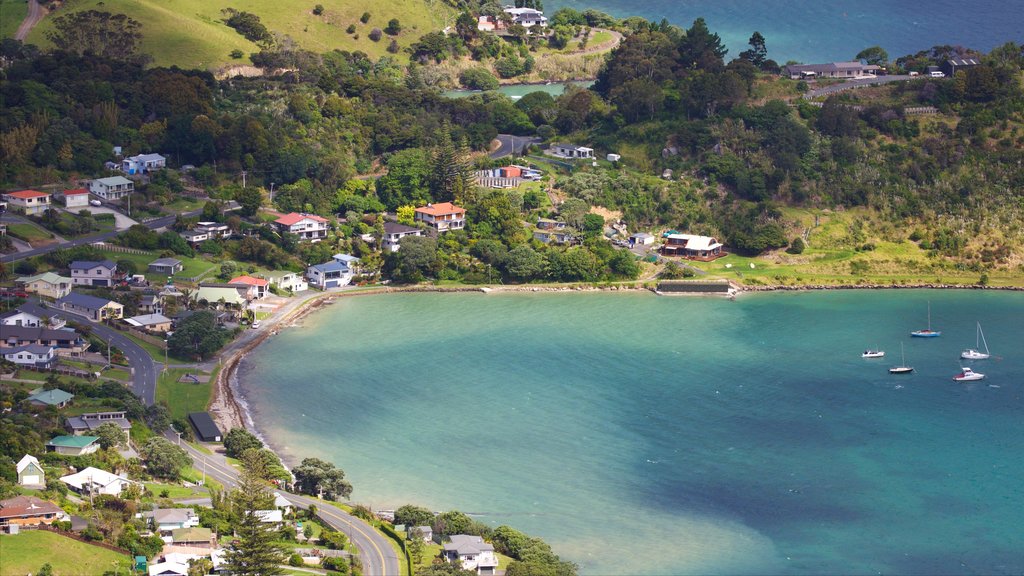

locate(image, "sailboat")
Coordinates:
953 366 985 381
960 322 990 360
910 302 941 337
889 343 914 374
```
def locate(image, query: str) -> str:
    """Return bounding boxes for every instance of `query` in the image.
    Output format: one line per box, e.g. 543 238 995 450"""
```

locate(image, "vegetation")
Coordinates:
293 458 353 500
0 531 132 575
223 452 289 575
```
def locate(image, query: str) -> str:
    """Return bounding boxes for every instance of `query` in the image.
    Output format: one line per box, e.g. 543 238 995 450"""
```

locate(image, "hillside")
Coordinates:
20 0 453 70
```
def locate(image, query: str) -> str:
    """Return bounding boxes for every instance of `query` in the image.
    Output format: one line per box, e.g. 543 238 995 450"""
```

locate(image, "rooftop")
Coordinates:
124 313 172 327
4 190 49 199
228 275 269 287
93 176 133 186
275 212 328 226
309 261 351 273
17 272 72 285
0 496 64 519
58 291 118 310
171 527 213 542
149 257 182 267
64 188 89 196
69 260 116 271
415 202 465 217
6 344 56 356
383 222 421 235
27 387 72 406
48 435 99 448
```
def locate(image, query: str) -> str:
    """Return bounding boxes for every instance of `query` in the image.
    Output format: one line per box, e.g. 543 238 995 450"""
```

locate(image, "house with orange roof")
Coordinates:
0 496 67 531
61 188 91 208
273 213 329 242
414 202 466 233
229 275 269 299
2 190 51 215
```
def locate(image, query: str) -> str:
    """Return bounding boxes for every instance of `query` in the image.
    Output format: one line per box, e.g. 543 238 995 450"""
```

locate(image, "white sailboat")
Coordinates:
889 343 913 374
960 322 990 360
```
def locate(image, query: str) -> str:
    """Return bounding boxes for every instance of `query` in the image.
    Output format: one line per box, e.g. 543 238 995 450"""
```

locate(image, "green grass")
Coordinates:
6 221 54 244
64 397 124 416
181 466 223 491
24 0 452 70
0 0 26 39
132 420 157 445
93 249 216 283
122 331 193 364
145 481 205 499
156 368 212 419
0 531 132 575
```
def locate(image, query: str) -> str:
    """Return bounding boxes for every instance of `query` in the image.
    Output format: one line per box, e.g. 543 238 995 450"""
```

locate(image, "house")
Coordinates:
66 411 132 439
6 345 58 368
442 535 499 575
16 271 73 299
264 271 308 293
47 435 100 456
0 325 89 357
61 188 91 208
122 153 166 175
195 221 231 239
942 57 981 77
89 176 134 200
383 222 424 252
783 61 881 79
26 387 71 408
2 190 52 215
56 292 124 321
229 276 269 299
191 286 248 309
537 218 567 230
148 258 183 275
332 253 361 272
504 6 547 27
179 229 210 244
253 510 283 523
139 294 164 315
0 496 67 530
170 527 215 548
16 455 45 487
1 309 64 329
306 261 354 289
630 232 656 246
188 412 223 442
124 313 173 333
414 202 466 233
660 233 724 260
144 508 200 532
147 561 189 576
409 526 433 544
274 213 329 242
70 260 118 287
272 492 292 513
60 466 134 496
547 143 594 159
533 230 575 244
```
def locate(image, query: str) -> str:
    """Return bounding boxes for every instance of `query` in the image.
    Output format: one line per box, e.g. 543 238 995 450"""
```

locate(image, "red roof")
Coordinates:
0 496 63 520
415 202 465 217
64 188 89 195
4 190 50 200
229 275 269 287
275 213 328 226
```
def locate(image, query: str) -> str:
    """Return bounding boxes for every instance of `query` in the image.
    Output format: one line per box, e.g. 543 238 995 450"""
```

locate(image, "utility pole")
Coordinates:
107 337 111 369
269 182 275 204
241 170 247 188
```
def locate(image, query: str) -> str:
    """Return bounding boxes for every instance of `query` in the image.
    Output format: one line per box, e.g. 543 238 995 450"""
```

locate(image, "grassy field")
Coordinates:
23 0 452 70
0 0 26 39
93 249 217 282
0 531 132 575
156 368 212 419
145 481 204 499
6 221 54 244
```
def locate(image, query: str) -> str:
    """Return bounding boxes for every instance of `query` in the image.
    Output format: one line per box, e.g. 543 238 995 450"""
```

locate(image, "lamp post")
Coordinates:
269 182 275 205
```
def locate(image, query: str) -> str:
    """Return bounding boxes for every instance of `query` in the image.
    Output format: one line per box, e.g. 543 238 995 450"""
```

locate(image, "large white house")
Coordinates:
122 153 166 175
306 261 354 289
70 260 118 287
60 467 135 496
274 213 329 242
442 535 499 575
2 190 51 215
89 176 134 200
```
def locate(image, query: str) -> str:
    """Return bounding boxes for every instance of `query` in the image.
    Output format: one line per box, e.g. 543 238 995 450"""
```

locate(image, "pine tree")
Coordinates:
224 453 287 575
430 126 469 204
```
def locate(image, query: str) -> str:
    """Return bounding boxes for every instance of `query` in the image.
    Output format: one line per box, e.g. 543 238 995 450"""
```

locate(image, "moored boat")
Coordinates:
911 301 941 337
960 322 990 360
889 343 913 374
862 349 885 358
953 367 985 381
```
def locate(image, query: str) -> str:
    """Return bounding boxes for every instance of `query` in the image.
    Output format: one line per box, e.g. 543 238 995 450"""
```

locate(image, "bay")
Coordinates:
442 80 594 100
239 290 1024 575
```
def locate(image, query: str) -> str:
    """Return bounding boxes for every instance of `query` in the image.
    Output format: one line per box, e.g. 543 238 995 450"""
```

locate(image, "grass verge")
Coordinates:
0 531 132 575
156 368 212 419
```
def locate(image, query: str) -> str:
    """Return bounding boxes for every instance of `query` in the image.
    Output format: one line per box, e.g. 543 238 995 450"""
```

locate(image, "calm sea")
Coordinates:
547 0 1023 64
239 290 1024 575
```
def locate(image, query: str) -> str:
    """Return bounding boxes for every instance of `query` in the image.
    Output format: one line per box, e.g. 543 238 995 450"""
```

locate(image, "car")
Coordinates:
929 71 945 78
250 320 261 329
90 199 102 206
908 71 919 77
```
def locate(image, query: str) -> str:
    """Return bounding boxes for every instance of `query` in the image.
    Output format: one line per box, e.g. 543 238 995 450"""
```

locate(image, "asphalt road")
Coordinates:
804 75 915 99
14 0 43 41
490 134 542 159
170 436 401 576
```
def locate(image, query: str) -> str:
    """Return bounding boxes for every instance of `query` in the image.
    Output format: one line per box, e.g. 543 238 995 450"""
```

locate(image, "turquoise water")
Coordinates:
239 290 1024 575
443 81 594 100
548 0 1023 64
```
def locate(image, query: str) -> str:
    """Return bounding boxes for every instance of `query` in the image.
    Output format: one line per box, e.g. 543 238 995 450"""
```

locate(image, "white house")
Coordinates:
122 153 166 175
504 6 547 27
414 202 466 233
264 271 308 293
443 535 499 575
89 176 134 200
274 213 329 242
60 467 134 496
629 232 656 246
69 260 117 287
0 309 64 328
547 143 594 159
61 188 91 208
2 190 51 215
16 455 45 487
145 508 201 532
272 492 293 513
147 560 189 576
306 261 353 289
661 233 724 260
253 509 284 523
3 344 56 368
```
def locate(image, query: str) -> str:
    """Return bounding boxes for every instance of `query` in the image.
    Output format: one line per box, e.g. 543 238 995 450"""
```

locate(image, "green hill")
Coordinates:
0 531 133 575
21 0 453 71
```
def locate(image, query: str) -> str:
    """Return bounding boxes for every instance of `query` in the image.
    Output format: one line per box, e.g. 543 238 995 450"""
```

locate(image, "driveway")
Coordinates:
72 206 139 230
804 75 915 99
490 134 543 159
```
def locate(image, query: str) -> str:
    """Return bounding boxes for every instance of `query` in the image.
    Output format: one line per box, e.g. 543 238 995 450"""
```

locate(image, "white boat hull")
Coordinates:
960 349 990 360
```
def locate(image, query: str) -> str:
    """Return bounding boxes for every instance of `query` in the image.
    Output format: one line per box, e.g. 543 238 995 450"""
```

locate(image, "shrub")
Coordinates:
368 28 382 42
230 49 244 59
385 18 401 35
346 24 356 34
459 67 499 91
786 237 805 254
359 12 370 23
289 553 304 567
312 4 324 15
387 39 399 53
494 56 525 78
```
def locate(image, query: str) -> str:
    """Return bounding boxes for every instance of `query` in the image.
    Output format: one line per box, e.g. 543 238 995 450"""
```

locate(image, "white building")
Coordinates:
2 344 56 368
382 222 424 253
274 213 329 242
2 190 51 215
443 535 499 575
61 188 91 208
306 261 353 289
60 467 134 496
89 176 134 200
122 153 166 175
547 143 594 159
504 6 548 27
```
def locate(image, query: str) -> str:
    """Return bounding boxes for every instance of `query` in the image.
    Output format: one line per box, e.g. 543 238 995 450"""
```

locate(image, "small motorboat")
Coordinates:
862 349 885 358
953 367 985 381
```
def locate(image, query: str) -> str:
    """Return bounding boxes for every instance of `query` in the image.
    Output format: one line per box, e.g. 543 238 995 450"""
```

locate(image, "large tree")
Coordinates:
739 31 768 68
139 437 192 481
224 428 263 458
224 452 287 575
292 458 352 500
94 422 127 450
168 311 231 360
394 504 434 528
47 10 144 62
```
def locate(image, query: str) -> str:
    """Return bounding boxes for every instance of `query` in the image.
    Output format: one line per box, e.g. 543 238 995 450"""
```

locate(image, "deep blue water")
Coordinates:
547 0 1024 63
239 290 1024 574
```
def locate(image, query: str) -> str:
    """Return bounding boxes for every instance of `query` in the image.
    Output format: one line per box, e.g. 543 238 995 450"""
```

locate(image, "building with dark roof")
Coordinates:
188 412 223 442
69 260 117 287
56 292 124 321
382 222 423 253
0 325 89 356
784 61 881 79
942 57 981 77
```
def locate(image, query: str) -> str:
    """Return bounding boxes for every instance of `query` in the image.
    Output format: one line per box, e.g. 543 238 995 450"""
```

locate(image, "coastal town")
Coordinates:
2 0 1024 573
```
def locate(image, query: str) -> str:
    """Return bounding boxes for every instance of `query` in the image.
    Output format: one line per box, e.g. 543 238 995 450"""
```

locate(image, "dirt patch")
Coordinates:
589 205 622 222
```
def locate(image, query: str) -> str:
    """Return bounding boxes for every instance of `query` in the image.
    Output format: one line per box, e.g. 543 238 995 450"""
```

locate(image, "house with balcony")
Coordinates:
383 222 424 252
306 261 354 289
1 309 64 329
122 153 166 175
442 535 499 575
547 143 594 160
0 325 89 357
2 190 51 215
139 294 164 315
56 292 124 321
6 346 58 369
229 276 269 299
264 271 308 293
16 272 73 299
70 260 117 287
89 176 134 200
0 496 67 531
274 213 329 242
414 202 466 233
66 411 132 440
660 233 724 261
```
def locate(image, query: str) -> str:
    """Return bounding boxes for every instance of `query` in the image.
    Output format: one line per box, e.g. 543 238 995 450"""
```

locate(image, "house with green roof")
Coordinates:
27 387 73 408
191 286 247 308
16 271 73 299
171 526 214 547
46 435 100 456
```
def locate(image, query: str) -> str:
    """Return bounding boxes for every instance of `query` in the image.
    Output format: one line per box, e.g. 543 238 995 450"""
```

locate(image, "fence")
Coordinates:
90 242 153 255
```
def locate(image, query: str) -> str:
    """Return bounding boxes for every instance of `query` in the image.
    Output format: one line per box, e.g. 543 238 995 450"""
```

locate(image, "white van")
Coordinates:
929 71 945 78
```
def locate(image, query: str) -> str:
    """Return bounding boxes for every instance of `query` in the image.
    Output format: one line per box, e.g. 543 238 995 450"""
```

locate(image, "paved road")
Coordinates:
14 0 43 41
490 134 542 159
170 436 401 576
804 75 915 99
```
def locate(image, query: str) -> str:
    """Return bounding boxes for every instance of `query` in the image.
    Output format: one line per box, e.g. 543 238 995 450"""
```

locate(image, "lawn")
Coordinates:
156 368 212 419
122 331 192 364
145 481 205 499
6 222 54 244
0 0 26 39
93 249 216 282
0 531 132 575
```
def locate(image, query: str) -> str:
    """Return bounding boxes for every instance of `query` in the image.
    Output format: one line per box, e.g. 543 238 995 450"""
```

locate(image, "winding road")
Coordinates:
14 0 44 42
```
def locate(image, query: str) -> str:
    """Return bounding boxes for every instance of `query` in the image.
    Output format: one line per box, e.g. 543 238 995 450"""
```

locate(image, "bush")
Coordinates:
346 24 356 34
289 553 304 567
312 4 324 15
385 18 401 35
230 49 244 59
494 56 526 78
786 237 805 254
387 39 399 53
14 259 38 275
359 12 370 23
459 67 499 91
321 556 349 574
368 28 382 42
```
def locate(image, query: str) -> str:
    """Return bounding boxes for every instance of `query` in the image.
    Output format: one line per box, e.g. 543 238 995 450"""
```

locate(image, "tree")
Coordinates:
293 458 353 500
855 46 889 66
95 422 127 450
738 31 767 68
116 258 137 277
139 437 192 481
224 451 288 575
236 186 263 217
168 311 231 360
418 564 476 576
431 129 470 203
389 235 438 283
385 19 402 35
145 404 172 433
504 245 546 281
432 510 473 536
224 428 263 458
395 504 434 528
678 18 728 70
312 4 324 15
47 11 144 62
360 12 371 23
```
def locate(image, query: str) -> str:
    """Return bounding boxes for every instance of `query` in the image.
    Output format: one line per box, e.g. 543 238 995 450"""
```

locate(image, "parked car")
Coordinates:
929 71 945 78
250 320 261 329
90 199 102 206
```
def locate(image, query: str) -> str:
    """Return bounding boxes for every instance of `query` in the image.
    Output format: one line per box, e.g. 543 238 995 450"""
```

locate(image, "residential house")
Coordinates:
191 285 248 310
66 411 132 439
124 313 173 333
70 260 118 287
660 233 724 260
188 412 223 442
229 276 269 299
629 232 656 246
61 466 134 496
409 526 433 544
504 6 547 27
122 153 166 175
264 271 308 293
547 143 594 159
170 527 215 548
942 57 981 77
144 508 200 532
147 560 189 576
0 496 67 531
272 492 292 514
414 202 466 233
61 188 91 208
254 510 284 524
4 345 57 369
442 535 499 575
306 261 353 289
56 292 124 321
332 253 361 272
537 218 567 230
16 455 45 487
179 229 210 244
47 435 100 456
473 165 542 189
89 176 134 200
2 190 51 215
383 222 423 252
1 309 64 329
16 272 73 299
26 387 71 408
532 229 575 244
139 294 164 315
195 221 231 239
0 325 89 357
783 61 881 79
274 213 329 242
148 258 183 275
